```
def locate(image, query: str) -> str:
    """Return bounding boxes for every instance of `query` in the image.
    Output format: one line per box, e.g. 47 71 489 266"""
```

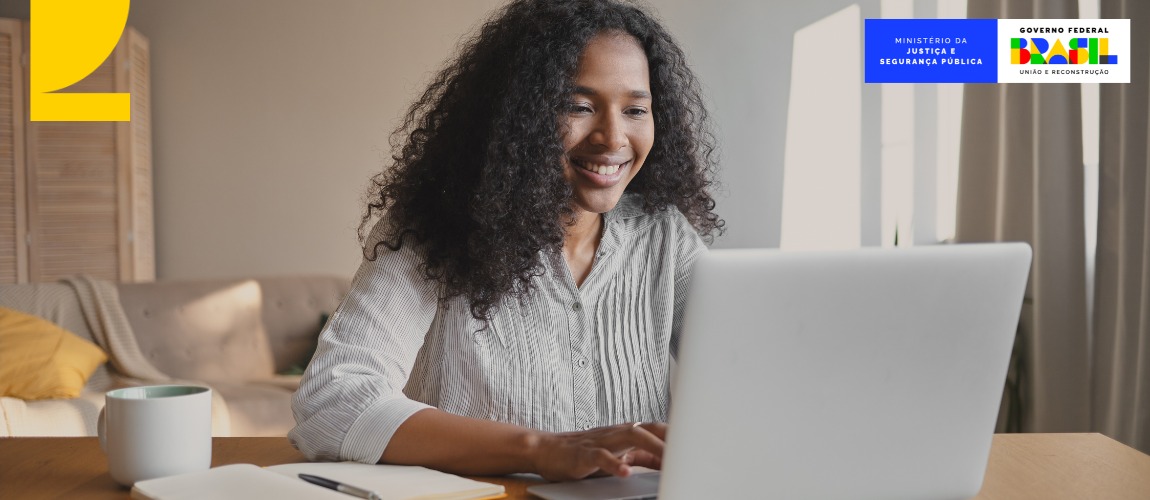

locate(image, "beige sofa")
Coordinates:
0 275 349 437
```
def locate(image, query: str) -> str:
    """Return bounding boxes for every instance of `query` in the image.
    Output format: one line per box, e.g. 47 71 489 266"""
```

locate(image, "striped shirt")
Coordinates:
289 194 706 463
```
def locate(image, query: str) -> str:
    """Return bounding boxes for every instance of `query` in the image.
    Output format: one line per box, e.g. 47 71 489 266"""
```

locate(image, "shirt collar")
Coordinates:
603 192 645 223
599 193 645 255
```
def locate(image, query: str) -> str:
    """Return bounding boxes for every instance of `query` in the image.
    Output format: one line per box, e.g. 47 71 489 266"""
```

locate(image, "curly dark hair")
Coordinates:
361 0 723 321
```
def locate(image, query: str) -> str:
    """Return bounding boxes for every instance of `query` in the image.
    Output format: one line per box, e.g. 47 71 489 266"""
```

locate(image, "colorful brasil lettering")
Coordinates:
1011 37 1117 64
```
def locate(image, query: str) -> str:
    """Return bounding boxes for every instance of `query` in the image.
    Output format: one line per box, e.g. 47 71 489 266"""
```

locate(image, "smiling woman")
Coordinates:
289 0 723 482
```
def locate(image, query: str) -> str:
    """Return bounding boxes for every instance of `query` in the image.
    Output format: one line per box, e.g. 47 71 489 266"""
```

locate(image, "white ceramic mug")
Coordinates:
98 385 212 486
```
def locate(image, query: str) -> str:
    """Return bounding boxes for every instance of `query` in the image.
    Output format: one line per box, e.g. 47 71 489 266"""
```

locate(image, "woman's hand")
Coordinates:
381 409 664 479
529 422 667 481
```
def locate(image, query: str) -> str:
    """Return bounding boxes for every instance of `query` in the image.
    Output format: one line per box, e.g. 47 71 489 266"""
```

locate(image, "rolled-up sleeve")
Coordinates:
289 232 439 463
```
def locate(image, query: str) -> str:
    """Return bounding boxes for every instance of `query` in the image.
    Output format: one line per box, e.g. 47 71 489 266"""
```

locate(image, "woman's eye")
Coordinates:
626 107 649 117
567 103 593 114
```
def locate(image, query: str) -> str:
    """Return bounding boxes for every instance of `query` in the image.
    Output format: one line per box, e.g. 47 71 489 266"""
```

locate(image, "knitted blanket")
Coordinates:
62 276 171 381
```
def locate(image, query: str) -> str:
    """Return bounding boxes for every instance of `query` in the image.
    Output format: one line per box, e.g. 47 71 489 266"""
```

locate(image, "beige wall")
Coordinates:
128 0 503 279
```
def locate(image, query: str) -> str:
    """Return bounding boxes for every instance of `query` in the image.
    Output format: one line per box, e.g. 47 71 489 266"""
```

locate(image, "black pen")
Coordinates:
299 473 383 500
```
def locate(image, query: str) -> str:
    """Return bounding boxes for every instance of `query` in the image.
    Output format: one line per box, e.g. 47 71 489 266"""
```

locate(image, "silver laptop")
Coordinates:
529 243 1031 500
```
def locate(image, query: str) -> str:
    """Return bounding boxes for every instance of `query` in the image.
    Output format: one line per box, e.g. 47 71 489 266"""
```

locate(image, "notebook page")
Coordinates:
266 462 505 500
131 464 347 500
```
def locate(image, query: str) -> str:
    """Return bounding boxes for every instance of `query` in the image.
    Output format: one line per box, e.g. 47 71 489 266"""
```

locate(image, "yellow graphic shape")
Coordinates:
1047 39 1069 63
31 0 131 121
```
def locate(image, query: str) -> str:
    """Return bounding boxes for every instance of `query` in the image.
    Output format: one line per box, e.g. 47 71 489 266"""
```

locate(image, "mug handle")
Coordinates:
97 407 107 452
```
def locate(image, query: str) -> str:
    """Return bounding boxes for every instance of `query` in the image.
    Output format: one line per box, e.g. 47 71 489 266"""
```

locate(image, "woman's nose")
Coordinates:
589 113 627 150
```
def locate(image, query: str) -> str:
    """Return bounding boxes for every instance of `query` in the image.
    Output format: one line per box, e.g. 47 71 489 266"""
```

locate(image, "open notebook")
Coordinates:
130 462 506 500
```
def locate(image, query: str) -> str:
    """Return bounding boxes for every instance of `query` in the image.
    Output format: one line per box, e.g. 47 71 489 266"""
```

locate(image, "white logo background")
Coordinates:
998 18 1130 83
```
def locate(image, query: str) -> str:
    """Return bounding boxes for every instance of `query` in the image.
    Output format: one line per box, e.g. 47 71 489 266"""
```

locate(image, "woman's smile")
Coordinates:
570 157 633 187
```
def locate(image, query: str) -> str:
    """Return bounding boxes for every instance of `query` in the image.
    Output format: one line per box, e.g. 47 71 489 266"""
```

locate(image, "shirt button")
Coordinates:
578 358 588 367
572 301 582 312
473 331 487 345
582 424 593 431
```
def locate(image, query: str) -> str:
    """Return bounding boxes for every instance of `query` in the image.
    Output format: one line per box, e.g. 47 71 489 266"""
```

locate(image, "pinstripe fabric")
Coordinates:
289 194 706 463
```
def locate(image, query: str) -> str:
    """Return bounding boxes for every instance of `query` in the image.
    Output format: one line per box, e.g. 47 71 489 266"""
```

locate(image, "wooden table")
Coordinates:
1 433 1148 499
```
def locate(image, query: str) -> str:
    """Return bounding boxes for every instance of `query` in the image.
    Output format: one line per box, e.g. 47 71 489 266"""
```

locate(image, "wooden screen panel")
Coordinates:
0 20 25 284
121 28 153 281
26 57 120 282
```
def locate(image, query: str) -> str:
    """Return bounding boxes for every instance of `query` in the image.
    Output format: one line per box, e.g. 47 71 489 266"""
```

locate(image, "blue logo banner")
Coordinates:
865 19 998 83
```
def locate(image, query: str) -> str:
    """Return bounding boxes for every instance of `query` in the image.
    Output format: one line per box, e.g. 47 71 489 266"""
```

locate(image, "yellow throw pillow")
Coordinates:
0 307 108 400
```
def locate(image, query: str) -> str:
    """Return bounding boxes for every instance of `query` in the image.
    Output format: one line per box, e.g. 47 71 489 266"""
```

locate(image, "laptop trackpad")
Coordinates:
527 471 661 500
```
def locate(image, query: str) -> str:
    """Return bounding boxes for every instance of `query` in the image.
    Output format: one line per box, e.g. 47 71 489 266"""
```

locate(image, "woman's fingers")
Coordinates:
627 449 663 470
534 422 670 480
592 448 631 477
594 423 665 476
634 421 667 440
607 422 664 458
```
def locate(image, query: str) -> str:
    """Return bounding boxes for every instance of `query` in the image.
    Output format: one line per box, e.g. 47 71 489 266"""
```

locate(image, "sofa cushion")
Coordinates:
208 380 298 437
0 307 108 400
0 391 107 436
0 282 113 390
117 279 277 383
252 276 348 373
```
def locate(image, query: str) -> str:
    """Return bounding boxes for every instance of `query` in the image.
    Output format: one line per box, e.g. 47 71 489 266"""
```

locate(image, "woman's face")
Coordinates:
561 33 654 217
